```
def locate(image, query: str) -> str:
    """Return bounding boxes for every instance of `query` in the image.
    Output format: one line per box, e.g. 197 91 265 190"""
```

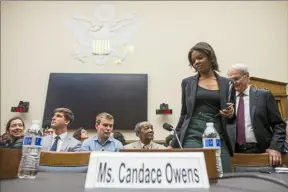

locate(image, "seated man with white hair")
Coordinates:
124 121 166 149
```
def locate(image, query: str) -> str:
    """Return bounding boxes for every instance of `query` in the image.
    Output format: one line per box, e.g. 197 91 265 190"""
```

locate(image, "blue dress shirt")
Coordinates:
80 136 123 152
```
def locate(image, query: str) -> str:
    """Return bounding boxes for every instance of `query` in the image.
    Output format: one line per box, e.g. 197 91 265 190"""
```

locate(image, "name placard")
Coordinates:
85 152 210 189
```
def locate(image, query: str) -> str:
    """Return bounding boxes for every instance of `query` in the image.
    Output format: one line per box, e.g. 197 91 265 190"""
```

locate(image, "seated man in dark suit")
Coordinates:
227 64 286 166
124 121 166 149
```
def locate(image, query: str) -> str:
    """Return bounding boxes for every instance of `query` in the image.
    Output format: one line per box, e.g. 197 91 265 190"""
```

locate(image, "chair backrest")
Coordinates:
232 153 288 172
40 152 90 166
0 148 22 179
232 153 270 166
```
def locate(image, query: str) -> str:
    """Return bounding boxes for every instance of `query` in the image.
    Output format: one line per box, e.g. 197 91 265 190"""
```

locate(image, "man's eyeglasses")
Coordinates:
230 75 246 83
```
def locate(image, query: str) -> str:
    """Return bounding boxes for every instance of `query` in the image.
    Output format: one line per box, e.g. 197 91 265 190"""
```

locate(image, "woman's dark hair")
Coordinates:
73 127 84 141
5 117 25 133
188 42 219 71
113 131 126 145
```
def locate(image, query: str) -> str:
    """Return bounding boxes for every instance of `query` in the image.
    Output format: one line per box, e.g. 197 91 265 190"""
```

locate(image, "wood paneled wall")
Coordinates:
250 77 288 118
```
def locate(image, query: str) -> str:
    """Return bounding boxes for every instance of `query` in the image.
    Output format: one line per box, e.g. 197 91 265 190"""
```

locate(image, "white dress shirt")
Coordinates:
236 86 257 143
50 132 68 152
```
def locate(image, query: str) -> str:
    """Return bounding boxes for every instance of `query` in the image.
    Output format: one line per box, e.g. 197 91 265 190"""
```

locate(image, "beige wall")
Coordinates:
1 1 288 140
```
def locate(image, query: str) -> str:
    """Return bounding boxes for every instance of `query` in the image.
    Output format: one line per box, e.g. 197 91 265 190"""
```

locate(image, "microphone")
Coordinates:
162 123 183 149
163 123 173 131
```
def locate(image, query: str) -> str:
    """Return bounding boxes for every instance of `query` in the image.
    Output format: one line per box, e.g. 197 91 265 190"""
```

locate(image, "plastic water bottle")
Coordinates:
18 120 43 179
202 122 223 177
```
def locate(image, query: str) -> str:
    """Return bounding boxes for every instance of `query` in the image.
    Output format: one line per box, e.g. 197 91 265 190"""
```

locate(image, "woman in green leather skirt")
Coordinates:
170 42 236 173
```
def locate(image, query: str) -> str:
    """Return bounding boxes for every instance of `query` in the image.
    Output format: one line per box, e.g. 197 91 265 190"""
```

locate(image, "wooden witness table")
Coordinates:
40 148 218 179
1 147 288 180
232 153 288 167
0 148 217 180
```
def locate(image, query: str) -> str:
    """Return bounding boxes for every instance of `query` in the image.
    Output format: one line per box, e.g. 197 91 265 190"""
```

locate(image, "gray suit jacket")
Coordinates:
124 140 166 149
41 134 81 152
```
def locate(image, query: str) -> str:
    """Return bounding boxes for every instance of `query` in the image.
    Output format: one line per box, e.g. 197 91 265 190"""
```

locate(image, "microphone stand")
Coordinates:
171 128 183 149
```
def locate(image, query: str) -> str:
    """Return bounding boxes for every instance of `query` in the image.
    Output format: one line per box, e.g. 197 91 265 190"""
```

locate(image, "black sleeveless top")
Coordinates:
185 86 224 140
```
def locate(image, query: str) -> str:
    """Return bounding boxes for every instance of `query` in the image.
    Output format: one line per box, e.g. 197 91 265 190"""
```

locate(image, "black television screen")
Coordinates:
42 73 148 130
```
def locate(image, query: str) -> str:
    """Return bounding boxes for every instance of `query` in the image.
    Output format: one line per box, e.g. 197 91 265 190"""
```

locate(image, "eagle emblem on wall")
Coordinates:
68 4 140 65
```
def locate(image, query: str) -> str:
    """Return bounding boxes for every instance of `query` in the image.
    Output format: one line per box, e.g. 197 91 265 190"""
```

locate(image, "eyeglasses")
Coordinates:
230 75 246 83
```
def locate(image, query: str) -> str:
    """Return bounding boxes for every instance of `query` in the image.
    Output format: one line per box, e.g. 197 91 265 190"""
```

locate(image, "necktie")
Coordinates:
50 136 60 151
236 93 246 145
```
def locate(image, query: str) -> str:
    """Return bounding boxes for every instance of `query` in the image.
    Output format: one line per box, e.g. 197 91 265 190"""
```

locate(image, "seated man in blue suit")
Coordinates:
41 108 81 152
80 112 123 152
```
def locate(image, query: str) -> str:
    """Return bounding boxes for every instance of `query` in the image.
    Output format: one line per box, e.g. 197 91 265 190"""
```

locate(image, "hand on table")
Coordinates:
266 149 282 166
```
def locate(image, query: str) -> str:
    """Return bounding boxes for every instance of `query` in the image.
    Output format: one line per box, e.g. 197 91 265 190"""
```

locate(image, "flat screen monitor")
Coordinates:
42 73 148 130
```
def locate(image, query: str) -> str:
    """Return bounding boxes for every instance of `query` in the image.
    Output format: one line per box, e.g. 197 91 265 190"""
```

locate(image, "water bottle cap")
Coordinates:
206 122 214 126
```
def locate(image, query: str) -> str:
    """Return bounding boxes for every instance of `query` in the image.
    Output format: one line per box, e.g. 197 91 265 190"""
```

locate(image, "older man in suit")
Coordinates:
227 64 286 166
41 108 81 152
124 121 166 149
